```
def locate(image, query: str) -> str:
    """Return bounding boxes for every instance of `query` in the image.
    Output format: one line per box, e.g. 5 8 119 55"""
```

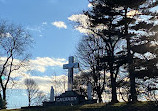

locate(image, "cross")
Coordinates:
63 56 79 91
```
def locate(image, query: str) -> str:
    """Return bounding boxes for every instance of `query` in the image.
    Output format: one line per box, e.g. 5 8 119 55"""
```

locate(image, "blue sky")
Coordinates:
0 0 88 56
0 0 92 108
0 0 90 75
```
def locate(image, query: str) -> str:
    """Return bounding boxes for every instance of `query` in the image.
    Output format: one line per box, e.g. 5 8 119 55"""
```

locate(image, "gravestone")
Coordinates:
50 86 54 102
87 82 92 100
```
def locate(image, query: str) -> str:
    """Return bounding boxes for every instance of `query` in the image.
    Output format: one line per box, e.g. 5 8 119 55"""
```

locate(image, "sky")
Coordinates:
0 0 92 108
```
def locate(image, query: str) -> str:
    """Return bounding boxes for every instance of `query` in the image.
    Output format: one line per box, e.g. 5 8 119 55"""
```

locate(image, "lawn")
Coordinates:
2 101 158 111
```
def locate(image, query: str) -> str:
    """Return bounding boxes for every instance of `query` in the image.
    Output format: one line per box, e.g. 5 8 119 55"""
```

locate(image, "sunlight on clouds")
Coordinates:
88 3 93 8
68 14 107 34
68 14 89 27
29 57 67 73
52 21 67 29
0 56 69 94
127 10 141 18
68 14 92 34
15 74 68 94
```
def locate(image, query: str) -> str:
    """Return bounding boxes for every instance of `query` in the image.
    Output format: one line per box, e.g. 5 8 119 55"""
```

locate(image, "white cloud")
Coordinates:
26 22 48 37
0 56 67 76
88 3 93 8
26 26 43 33
0 56 68 94
14 74 68 94
68 14 106 34
42 22 47 25
29 57 67 73
68 14 89 26
127 10 141 18
68 14 92 34
0 32 12 38
52 21 67 29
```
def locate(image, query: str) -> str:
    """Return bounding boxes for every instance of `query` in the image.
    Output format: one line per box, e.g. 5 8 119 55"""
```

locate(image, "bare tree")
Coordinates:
76 35 108 102
24 78 39 107
0 21 32 108
34 91 47 106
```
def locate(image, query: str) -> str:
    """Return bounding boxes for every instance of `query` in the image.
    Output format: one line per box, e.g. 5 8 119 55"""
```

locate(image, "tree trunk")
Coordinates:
110 73 118 103
29 99 31 107
98 93 102 103
129 68 137 102
124 7 137 102
2 88 6 109
96 87 102 103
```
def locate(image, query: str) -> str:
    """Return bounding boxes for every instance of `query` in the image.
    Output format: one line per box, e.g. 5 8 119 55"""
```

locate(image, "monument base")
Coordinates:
43 90 97 106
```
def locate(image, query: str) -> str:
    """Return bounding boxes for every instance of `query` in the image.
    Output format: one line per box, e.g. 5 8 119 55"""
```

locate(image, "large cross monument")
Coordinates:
43 56 97 106
63 56 79 91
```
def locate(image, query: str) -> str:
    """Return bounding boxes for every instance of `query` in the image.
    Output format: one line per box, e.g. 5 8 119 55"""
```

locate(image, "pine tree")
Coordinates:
83 0 127 103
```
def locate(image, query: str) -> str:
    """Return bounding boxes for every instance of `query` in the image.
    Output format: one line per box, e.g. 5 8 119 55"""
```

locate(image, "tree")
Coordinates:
24 78 39 107
0 21 32 108
76 35 108 102
119 0 158 102
84 0 158 102
76 0 129 103
34 91 47 106
73 0 158 103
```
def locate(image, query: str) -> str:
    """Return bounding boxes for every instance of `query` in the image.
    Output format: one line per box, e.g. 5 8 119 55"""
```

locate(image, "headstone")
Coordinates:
87 82 92 100
63 56 79 91
55 90 85 106
50 86 54 102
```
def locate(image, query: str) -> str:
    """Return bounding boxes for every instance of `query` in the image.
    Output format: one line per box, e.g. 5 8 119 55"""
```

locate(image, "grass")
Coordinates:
2 101 158 111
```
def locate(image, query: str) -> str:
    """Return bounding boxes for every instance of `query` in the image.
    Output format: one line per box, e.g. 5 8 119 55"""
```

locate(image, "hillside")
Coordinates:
2 101 158 111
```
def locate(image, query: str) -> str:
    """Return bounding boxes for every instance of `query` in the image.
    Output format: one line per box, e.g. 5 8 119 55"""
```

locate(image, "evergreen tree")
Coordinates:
74 0 158 103
82 0 126 103
120 0 158 102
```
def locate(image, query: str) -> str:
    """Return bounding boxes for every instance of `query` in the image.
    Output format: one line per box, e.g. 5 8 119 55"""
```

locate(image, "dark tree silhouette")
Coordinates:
76 35 107 102
119 0 158 102
74 0 158 103
77 0 129 103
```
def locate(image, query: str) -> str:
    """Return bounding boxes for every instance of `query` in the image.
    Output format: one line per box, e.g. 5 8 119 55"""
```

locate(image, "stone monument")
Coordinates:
54 56 85 105
87 82 92 100
43 56 97 106
50 86 54 102
63 56 79 91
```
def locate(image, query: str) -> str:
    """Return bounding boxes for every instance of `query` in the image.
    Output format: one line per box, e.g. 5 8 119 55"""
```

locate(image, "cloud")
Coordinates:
68 14 89 26
68 14 92 34
26 26 43 33
0 56 67 79
14 74 68 94
52 21 67 29
29 57 67 73
42 22 47 25
26 22 48 37
88 3 93 8
0 56 68 94
127 10 141 18
68 14 107 35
